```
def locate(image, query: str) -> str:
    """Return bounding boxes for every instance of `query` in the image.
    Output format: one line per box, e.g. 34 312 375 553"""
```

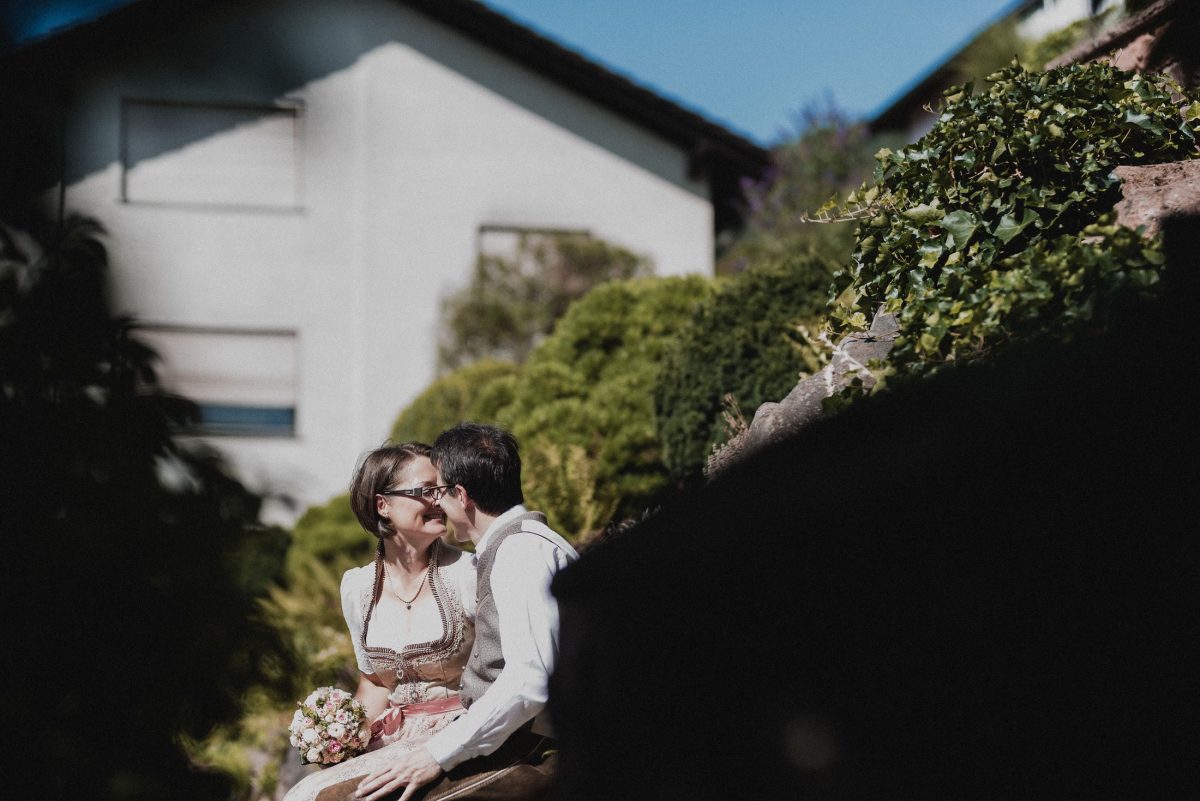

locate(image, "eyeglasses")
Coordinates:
379 485 454 501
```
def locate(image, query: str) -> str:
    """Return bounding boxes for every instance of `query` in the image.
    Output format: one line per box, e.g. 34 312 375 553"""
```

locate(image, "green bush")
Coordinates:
496 275 712 535
286 492 374 575
719 102 893 273
654 255 834 480
390 358 520 444
829 62 1198 376
438 234 651 369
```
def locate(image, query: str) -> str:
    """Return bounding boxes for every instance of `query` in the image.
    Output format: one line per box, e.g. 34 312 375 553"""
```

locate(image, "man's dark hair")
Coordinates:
432 423 524 515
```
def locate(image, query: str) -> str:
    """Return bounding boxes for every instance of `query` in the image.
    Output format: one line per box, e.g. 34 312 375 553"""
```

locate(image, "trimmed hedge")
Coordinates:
390 358 520 444
654 256 833 480
498 275 713 534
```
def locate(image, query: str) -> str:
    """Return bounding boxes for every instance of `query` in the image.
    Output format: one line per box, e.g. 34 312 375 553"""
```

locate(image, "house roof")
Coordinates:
4 0 768 227
868 0 1039 135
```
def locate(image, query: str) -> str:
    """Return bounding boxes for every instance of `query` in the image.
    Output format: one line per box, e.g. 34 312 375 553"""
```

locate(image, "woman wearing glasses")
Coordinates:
284 442 475 801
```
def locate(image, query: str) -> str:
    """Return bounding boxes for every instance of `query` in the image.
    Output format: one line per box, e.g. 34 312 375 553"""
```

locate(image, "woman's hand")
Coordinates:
354 747 442 801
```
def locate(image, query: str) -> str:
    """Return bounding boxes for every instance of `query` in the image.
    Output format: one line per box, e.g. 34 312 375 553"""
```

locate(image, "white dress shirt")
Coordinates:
424 505 578 770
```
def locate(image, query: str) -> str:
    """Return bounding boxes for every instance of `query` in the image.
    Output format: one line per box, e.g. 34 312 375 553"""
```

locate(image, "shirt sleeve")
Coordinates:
425 533 571 770
340 567 374 675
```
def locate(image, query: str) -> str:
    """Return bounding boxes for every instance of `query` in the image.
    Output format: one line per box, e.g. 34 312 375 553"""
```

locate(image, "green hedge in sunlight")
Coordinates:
497 275 713 537
389 358 520 445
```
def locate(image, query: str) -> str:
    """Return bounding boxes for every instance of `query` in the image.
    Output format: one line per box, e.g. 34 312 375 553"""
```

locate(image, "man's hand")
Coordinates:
354 746 442 801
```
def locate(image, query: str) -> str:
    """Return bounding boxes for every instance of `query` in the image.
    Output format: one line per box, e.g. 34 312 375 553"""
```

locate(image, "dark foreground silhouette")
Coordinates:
548 216 1199 801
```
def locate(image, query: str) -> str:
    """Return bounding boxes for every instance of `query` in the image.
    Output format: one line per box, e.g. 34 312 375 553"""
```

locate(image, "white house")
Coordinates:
4 0 767 522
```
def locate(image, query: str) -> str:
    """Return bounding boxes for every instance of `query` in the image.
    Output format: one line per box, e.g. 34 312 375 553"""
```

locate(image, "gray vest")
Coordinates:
460 511 552 708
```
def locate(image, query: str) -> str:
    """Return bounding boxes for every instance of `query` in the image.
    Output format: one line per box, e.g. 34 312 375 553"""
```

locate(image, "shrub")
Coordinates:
496 275 712 536
654 255 833 480
390 358 520 444
829 62 1198 376
286 491 373 575
719 101 894 273
438 233 651 369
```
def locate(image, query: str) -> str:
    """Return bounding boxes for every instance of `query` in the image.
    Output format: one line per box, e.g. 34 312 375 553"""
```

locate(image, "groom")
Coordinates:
341 422 578 801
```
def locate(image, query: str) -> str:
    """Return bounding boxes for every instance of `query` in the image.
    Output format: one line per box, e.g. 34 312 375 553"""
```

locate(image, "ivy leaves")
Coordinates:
830 61 1199 373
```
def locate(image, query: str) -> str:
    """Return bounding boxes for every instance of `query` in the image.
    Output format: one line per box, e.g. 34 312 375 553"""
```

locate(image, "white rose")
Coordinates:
292 710 307 727
330 689 346 703
301 728 319 744
327 722 346 739
306 747 322 763
289 734 299 747
304 691 321 707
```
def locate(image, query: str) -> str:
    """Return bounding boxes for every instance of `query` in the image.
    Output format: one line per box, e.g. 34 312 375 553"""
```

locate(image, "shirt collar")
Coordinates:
475 504 527 556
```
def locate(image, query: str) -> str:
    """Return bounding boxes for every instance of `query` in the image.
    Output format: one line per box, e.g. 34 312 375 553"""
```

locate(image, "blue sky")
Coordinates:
480 0 1022 143
5 0 1022 145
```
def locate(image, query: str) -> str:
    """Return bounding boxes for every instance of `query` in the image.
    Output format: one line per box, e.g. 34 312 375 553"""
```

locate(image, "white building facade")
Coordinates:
11 0 765 521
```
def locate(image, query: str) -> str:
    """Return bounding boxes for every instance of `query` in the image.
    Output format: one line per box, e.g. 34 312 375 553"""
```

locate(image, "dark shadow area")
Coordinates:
549 215 1200 800
1 208 294 800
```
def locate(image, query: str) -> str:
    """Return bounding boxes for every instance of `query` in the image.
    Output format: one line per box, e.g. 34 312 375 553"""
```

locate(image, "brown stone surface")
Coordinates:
1111 31 1157 71
1113 160 1200 237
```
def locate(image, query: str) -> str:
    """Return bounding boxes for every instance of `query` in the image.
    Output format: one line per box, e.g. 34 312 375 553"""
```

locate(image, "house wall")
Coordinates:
57 0 713 521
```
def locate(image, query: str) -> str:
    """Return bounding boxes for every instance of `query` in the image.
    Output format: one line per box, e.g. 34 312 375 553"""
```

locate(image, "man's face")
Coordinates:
434 470 470 540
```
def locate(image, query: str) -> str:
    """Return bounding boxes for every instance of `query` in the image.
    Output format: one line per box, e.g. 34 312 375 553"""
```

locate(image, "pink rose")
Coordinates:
327 740 342 754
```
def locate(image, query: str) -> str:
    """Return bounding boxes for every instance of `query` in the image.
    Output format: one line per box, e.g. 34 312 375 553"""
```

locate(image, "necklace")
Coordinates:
383 560 428 610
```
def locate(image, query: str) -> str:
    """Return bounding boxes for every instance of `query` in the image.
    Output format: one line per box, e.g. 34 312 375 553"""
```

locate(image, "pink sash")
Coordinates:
369 696 464 740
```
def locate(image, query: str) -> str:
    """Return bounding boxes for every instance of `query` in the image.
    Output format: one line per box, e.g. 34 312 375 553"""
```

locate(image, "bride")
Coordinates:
284 442 475 801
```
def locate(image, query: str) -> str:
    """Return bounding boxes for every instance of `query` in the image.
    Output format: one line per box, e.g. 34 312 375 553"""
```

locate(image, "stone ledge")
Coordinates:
707 309 898 477
1113 160 1200 237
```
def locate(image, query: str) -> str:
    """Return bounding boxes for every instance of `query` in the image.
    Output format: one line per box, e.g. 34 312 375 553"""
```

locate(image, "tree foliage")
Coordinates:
496 276 712 536
1022 11 1115 71
1 212 291 801
438 233 651 370
829 62 1198 377
653 257 833 480
390 358 520 445
719 101 895 273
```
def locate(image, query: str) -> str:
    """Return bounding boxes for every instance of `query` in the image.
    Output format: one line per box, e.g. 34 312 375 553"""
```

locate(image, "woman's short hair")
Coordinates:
431 423 523 516
349 441 432 538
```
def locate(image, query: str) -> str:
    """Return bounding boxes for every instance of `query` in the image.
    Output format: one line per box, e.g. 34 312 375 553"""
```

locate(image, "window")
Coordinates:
138 325 298 437
120 98 302 210
476 224 592 262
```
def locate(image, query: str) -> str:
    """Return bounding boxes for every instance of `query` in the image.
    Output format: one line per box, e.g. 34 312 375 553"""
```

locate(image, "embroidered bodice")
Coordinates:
340 540 476 706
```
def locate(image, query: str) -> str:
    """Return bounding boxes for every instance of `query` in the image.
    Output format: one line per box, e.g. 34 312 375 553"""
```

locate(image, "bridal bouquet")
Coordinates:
288 687 372 765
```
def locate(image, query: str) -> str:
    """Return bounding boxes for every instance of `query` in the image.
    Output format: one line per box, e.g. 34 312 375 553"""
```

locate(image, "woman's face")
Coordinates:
376 456 448 540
